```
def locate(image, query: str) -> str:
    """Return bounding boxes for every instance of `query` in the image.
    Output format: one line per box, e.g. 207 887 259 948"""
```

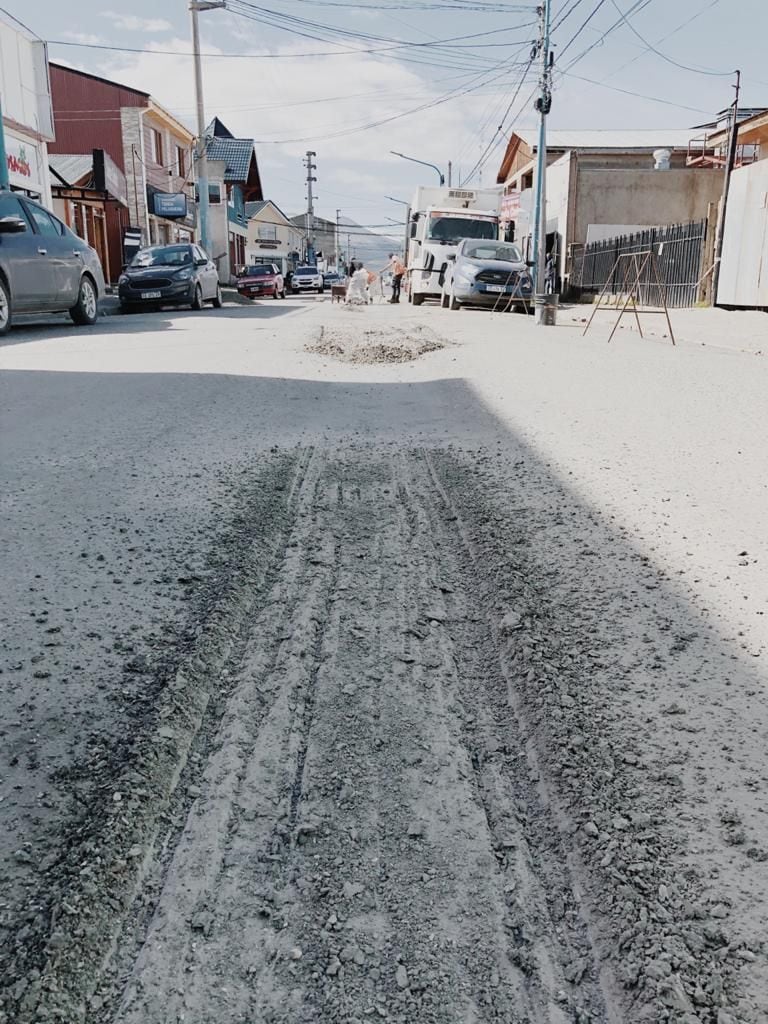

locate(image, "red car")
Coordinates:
236 263 286 299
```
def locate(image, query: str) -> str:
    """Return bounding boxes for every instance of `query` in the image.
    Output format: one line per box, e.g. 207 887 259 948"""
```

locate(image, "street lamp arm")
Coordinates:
389 151 445 187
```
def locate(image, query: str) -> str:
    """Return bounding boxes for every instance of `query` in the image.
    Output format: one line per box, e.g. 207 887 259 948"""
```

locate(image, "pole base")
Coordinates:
534 293 558 326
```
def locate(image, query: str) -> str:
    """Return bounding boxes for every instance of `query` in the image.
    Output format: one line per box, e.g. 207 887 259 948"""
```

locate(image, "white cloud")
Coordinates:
75 33 517 224
101 12 173 33
62 31 108 46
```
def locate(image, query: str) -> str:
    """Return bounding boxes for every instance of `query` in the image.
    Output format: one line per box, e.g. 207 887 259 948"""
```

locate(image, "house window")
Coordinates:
258 225 277 240
175 145 186 178
150 128 164 165
195 184 221 204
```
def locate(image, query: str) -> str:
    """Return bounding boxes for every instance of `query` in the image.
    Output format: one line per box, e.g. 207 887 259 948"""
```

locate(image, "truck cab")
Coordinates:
406 187 501 305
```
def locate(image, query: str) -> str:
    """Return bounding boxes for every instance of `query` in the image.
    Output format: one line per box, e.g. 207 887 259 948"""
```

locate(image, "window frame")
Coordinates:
150 127 164 166
22 200 63 239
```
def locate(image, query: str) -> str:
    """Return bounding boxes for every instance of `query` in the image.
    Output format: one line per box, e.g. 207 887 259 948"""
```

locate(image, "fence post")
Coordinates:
700 203 719 305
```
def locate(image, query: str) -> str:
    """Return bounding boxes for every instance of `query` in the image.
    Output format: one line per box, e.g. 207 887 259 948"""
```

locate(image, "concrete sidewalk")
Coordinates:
563 302 767 356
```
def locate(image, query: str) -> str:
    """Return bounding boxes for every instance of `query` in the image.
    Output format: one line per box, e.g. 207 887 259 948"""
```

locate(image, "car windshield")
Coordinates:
239 265 273 277
427 216 497 243
131 245 192 268
295 267 317 275
463 242 523 263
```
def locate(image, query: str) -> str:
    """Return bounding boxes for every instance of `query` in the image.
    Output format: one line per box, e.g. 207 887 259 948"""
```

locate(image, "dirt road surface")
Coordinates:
1 299 767 1024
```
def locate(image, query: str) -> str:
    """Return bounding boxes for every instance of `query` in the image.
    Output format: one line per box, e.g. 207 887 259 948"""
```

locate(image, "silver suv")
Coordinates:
290 265 324 294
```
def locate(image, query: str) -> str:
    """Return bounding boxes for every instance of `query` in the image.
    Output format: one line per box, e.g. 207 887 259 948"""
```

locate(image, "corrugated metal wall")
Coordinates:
718 161 768 308
49 65 146 172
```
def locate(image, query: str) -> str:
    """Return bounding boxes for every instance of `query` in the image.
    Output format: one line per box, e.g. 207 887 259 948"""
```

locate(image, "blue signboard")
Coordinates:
152 192 188 218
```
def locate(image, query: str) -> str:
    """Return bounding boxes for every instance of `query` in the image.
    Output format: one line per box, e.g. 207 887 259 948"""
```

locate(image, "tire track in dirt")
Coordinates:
4 449 315 1024
102 449 612 1024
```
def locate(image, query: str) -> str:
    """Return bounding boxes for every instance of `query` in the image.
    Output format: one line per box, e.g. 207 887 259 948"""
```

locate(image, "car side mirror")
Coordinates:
0 216 27 234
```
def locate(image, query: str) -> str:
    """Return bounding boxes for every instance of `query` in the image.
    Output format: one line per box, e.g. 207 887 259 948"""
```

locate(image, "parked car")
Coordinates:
0 190 106 336
322 271 344 289
291 265 324 294
118 243 221 312
236 263 286 300
441 239 533 311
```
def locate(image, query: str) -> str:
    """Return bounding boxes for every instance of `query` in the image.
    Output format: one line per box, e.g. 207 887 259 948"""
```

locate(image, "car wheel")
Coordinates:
69 276 99 326
440 291 449 309
211 283 223 308
412 293 425 306
0 275 12 336
191 284 204 311
449 290 460 310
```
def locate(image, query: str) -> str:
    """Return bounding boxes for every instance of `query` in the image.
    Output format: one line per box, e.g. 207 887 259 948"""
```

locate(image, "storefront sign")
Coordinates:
5 134 41 192
152 191 188 218
501 191 520 221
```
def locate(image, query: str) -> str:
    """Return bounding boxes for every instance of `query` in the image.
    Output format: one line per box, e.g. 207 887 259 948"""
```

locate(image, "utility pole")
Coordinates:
304 150 317 262
0 93 9 190
335 208 341 271
531 0 553 322
711 69 741 306
190 0 225 255
447 161 452 187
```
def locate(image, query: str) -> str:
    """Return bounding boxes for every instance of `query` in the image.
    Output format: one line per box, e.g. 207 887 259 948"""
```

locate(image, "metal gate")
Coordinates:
570 220 708 308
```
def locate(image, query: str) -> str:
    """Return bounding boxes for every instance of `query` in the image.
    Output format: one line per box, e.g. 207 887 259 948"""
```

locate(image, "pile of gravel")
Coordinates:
307 323 445 365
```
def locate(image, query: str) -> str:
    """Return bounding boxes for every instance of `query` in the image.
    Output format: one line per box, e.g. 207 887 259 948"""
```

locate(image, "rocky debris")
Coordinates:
307 323 445 365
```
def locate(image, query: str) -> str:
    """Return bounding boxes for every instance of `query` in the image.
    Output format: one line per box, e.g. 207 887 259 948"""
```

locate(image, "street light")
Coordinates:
390 151 445 186
190 0 225 254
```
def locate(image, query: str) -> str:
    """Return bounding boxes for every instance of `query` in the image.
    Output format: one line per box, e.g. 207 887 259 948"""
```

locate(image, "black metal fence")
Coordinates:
570 220 708 308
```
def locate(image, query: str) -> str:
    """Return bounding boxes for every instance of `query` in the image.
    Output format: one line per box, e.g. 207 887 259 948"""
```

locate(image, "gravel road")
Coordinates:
1 299 766 1024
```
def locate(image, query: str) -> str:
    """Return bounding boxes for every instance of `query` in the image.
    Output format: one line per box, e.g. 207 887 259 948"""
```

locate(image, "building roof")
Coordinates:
209 116 234 139
707 108 768 148
205 136 255 182
245 199 292 223
515 128 695 151
49 61 150 99
246 200 269 217
497 128 697 183
49 154 92 187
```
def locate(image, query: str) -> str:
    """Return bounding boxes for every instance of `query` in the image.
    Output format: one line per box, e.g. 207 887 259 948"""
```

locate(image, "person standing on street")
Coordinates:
387 253 406 303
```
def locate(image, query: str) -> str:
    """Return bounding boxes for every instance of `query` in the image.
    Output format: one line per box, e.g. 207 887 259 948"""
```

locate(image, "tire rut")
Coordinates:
100 448 612 1024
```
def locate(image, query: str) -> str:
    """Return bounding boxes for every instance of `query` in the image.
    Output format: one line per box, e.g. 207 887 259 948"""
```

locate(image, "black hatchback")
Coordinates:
118 243 222 312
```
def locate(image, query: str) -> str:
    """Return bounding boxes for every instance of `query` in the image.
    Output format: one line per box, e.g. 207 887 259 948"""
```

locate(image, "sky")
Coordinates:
4 0 767 236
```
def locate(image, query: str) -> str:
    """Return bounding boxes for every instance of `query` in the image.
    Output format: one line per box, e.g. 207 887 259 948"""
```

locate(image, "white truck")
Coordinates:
406 186 502 305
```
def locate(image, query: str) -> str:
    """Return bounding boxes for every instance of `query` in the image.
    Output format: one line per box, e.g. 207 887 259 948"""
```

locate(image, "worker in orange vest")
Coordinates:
387 253 406 303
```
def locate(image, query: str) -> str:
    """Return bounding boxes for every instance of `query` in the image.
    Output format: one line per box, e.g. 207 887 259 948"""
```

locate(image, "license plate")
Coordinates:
141 290 162 299
485 284 509 293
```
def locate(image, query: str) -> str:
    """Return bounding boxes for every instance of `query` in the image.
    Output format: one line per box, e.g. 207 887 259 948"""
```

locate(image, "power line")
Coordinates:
559 0 655 70
602 0 722 79
607 0 733 76
247 64 513 143
461 57 537 184
560 70 714 114
556 0 611 58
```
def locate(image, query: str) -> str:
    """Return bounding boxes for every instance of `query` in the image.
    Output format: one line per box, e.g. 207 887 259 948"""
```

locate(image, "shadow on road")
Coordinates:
1 367 766 1022
2 302 304 348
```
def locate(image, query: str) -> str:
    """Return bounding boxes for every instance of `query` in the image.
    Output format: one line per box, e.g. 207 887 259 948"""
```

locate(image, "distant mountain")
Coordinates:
338 216 403 269
287 213 403 269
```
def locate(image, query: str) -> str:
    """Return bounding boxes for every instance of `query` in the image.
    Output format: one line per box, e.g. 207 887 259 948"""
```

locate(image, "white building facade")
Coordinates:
1 10 54 207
